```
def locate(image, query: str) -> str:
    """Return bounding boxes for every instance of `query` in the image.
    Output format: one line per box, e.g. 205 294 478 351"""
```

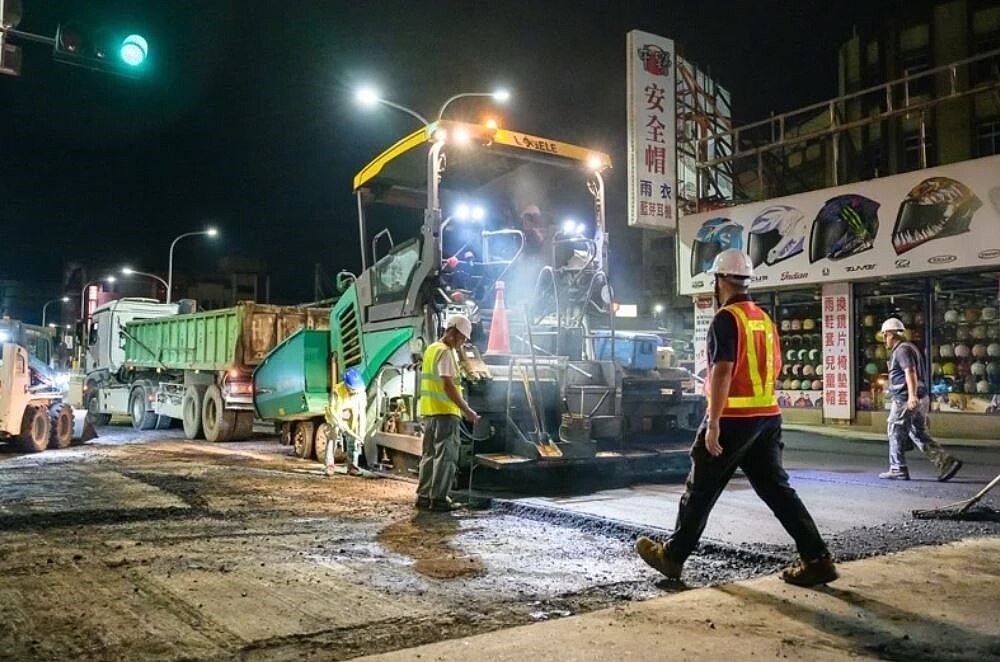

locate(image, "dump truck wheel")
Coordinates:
292 420 314 459
48 403 74 449
279 421 292 445
19 405 50 453
154 415 172 430
313 422 331 462
182 385 206 439
129 387 158 431
85 392 112 426
202 384 236 442
233 412 254 440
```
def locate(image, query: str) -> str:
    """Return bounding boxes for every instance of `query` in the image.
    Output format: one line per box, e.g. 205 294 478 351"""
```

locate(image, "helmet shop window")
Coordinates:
855 280 928 412
773 289 823 410
930 272 1000 415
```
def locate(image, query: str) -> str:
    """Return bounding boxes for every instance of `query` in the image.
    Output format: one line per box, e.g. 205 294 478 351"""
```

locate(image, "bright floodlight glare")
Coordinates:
61 296 70 302
105 276 117 283
455 203 471 221
433 128 448 143
120 34 148 66
576 222 586 235
206 227 219 237
471 206 486 222
492 89 511 102
586 155 603 170
48 323 57 328
561 219 577 234
484 118 499 130
453 127 471 145
654 303 665 313
355 87 379 107
121 267 134 275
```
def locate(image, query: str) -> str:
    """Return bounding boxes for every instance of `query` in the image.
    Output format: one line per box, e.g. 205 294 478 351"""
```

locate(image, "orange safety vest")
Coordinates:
705 300 782 418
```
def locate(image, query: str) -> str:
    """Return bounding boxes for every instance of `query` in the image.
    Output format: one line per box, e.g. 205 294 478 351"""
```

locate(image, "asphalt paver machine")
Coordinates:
254 120 703 482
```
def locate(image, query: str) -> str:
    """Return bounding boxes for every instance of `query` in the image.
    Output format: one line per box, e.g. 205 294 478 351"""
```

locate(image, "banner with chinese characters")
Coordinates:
692 295 714 380
821 282 854 419
626 30 677 232
677 154 1000 296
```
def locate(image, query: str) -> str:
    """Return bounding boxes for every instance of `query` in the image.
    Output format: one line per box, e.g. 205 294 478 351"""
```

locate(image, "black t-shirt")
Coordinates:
706 294 753 364
888 341 927 399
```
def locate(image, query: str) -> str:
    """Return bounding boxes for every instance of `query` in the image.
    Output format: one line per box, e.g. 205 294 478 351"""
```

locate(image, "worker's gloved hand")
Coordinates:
464 408 480 425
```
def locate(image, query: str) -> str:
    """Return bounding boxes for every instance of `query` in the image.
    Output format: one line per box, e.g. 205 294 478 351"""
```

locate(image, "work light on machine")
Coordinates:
561 218 586 236
454 203 486 222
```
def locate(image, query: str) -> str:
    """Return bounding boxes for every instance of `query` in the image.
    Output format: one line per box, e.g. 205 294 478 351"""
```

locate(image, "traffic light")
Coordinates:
0 0 23 76
53 23 148 76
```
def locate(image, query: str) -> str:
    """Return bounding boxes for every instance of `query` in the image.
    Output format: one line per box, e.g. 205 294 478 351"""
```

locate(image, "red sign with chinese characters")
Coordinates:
821 283 854 419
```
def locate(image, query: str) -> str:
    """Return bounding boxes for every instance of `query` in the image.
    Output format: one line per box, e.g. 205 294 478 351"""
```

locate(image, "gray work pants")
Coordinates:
416 415 461 502
887 396 952 472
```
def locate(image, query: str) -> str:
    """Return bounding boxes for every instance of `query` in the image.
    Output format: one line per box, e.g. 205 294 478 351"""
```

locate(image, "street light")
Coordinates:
353 86 430 126
79 277 115 325
41 296 70 327
167 227 218 304
121 266 168 295
436 89 510 121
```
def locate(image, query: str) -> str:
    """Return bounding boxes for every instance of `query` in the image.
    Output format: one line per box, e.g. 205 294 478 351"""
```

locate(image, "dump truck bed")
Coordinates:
124 302 330 372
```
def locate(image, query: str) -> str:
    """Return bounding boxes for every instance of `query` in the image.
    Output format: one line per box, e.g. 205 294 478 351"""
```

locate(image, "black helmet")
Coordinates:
809 194 880 262
892 177 982 255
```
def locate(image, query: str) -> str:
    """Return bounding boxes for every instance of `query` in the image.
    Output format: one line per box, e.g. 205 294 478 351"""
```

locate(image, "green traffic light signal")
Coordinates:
119 34 147 66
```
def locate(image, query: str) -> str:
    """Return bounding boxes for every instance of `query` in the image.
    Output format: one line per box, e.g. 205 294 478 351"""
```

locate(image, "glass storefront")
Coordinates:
929 271 1000 414
756 288 824 410
853 271 1000 415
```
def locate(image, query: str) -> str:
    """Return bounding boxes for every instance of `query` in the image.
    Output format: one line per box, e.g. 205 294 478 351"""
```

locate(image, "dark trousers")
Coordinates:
668 415 829 563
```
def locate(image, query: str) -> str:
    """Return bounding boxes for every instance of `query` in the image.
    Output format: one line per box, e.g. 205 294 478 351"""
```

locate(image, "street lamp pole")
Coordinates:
121 267 169 298
41 296 70 327
167 228 218 304
436 90 510 121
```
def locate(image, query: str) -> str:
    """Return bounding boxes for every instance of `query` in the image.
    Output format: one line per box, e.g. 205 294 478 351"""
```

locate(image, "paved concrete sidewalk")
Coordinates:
360 537 1000 661
784 423 998 448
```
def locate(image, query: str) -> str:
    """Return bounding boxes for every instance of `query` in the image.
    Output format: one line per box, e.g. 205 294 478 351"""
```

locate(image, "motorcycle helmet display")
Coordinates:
748 205 807 267
989 343 1000 358
691 217 744 277
809 194 880 262
892 177 982 255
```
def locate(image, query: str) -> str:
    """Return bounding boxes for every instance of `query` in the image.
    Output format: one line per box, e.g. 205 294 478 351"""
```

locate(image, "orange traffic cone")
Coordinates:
486 280 510 354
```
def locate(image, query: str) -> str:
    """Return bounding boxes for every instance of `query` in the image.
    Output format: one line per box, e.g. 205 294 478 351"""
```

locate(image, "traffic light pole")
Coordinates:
0 26 55 46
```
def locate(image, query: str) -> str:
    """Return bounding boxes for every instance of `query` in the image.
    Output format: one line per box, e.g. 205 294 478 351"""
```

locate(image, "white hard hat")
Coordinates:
880 317 906 333
445 314 472 340
706 248 754 280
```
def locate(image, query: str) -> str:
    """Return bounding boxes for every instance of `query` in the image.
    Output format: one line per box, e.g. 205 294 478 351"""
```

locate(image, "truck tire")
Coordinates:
279 422 292 445
130 387 158 431
86 392 112 427
202 384 236 442
48 403 74 449
154 415 172 430
19 405 50 453
182 385 206 439
233 412 254 440
292 420 314 459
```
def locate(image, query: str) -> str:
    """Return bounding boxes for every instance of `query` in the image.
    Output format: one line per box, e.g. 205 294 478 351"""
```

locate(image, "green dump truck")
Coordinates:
84 298 329 441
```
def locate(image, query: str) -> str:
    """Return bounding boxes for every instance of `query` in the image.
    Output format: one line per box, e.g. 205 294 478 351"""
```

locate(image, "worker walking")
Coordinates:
636 249 837 586
416 314 480 512
878 317 962 482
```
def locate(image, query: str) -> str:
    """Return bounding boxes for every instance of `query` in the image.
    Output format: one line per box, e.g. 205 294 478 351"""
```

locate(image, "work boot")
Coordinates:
428 497 464 512
938 458 962 482
781 555 839 587
878 468 910 480
635 536 682 580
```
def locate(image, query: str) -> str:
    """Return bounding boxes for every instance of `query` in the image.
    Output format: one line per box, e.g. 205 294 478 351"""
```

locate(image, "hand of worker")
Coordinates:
464 408 481 425
906 396 918 411
704 419 722 457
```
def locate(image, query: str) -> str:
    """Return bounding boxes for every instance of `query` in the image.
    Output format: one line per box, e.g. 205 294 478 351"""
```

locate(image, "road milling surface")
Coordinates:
0 426 997 660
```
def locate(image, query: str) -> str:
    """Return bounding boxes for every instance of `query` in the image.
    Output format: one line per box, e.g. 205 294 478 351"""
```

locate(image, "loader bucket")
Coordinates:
73 411 98 444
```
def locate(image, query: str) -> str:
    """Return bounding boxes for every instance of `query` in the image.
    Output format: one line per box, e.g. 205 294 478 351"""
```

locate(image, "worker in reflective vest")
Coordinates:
636 249 838 587
415 314 480 512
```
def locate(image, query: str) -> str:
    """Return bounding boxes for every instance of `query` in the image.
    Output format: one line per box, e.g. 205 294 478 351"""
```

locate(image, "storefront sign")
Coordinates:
821 283 854 419
627 30 677 232
677 155 1000 295
692 295 714 380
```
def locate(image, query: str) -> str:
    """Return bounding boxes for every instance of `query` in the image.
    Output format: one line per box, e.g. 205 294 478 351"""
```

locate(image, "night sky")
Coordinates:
1 0 888 305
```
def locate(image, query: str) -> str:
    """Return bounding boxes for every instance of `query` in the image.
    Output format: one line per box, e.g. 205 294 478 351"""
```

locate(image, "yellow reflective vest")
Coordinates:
419 341 462 417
